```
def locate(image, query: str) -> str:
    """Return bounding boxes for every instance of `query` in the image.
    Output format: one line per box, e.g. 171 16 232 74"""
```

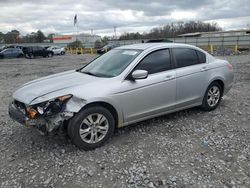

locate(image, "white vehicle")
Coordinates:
48 46 65 55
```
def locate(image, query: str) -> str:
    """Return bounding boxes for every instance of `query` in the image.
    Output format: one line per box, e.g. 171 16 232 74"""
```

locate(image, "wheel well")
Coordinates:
212 80 224 95
82 102 119 128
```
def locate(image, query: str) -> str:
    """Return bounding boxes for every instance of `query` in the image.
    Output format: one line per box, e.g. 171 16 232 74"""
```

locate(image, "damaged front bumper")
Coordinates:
8 100 74 134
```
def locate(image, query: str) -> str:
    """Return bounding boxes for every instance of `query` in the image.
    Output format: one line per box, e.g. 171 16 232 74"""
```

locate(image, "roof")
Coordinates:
178 32 201 37
116 42 195 50
177 29 250 37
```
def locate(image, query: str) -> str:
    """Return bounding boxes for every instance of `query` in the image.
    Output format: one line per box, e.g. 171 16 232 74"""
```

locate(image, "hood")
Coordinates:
13 70 102 104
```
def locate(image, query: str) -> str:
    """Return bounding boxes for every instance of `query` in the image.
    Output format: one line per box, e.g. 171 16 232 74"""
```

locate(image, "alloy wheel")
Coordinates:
207 86 220 107
79 113 109 144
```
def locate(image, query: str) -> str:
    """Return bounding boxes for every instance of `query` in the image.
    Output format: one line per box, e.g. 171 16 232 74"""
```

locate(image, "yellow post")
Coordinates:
90 48 93 54
210 44 213 54
70 48 73 54
81 48 83 54
234 45 238 53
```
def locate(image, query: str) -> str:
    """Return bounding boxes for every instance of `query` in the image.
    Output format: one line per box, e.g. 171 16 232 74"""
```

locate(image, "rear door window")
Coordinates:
196 50 206 63
173 48 199 68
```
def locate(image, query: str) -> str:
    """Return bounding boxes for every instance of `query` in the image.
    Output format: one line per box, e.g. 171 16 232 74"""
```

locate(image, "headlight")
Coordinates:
28 94 72 118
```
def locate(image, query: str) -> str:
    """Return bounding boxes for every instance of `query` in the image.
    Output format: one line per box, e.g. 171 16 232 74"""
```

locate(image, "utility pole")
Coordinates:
91 28 94 48
114 26 117 39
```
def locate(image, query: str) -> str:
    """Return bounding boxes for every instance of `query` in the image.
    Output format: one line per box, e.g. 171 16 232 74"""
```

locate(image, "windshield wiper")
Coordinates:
81 71 98 77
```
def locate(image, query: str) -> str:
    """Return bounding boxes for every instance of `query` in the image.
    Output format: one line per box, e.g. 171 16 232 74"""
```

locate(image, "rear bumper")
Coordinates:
224 71 234 95
224 82 233 95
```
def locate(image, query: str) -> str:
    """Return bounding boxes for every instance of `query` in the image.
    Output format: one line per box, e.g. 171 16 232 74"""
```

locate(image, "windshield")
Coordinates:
103 44 113 48
80 49 141 77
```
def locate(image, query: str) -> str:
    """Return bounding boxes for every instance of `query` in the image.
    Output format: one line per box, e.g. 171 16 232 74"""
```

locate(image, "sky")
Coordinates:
0 0 250 36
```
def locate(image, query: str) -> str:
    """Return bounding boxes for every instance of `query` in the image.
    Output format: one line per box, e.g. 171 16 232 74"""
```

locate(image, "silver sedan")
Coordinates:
9 43 234 150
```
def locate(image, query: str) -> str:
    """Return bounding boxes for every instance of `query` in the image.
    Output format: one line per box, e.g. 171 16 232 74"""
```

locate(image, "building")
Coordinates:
177 29 250 38
52 33 101 48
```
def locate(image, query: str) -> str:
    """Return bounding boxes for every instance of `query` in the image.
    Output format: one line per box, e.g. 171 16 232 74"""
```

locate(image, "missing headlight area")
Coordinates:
45 111 74 133
38 96 86 134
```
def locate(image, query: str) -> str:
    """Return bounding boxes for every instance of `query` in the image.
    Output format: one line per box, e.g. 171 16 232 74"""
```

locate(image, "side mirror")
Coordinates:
131 70 148 80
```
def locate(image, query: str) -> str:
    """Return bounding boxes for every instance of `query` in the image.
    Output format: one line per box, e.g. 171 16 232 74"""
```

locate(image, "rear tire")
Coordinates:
48 52 53 57
67 106 115 150
201 82 222 111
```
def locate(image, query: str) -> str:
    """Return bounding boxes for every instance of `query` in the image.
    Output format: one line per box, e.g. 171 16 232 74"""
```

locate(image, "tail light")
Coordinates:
227 63 233 70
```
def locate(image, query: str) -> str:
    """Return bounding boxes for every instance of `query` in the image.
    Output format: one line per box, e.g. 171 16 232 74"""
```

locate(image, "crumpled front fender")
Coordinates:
65 96 87 112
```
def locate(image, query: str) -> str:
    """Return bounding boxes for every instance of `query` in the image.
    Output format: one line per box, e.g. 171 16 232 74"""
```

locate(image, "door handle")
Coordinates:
201 67 208 72
164 75 175 81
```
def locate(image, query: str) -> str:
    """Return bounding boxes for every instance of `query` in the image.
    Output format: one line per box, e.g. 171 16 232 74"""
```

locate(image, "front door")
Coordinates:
116 49 176 124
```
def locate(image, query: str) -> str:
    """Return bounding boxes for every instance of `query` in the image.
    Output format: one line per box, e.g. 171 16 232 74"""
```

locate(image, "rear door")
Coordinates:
37 46 45 56
12 49 19 57
172 48 208 108
117 49 176 123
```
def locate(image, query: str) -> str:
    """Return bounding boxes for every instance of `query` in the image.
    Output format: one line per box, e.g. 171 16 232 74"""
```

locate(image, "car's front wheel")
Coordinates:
67 106 115 150
29 53 34 59
201 82 223 111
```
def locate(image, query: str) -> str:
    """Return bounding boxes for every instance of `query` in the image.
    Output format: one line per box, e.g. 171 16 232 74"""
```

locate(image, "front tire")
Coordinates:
201 82 222 111
29 53 34 59
67 106 115 150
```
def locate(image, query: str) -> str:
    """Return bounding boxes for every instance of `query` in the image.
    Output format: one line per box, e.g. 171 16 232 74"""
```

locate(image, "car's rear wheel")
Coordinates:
67 106 115 150
201 82 222 111
24 54 29 58
61 51 65 55
48 52 53 57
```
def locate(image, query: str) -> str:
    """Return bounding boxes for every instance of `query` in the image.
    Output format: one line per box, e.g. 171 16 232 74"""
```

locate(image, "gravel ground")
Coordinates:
0 54 249 188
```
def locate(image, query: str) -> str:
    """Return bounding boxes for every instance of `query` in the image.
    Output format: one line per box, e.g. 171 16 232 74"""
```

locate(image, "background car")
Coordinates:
97 43 119 54
0 45 24 52
23 46 54 59
47 46 66 55
0 45 6 52
0 48 24 58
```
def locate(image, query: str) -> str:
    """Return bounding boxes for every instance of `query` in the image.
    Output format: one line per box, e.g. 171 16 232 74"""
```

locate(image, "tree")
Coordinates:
67 40 83 48
3 30 20 43
47 33 55 43
21 32 37 43
101 36 109 46
94 39 102 48
0 32 4 43
36 30 45 43
119 21 222 40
